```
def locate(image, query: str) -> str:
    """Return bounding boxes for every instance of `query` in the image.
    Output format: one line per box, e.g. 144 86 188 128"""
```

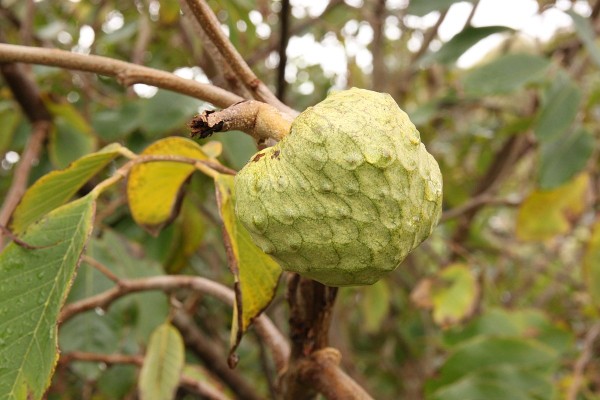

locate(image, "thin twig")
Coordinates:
82 255 120 283
0 43 243 108
371 0 387 92
60 351 143 366
59 273 290 372
0 49 52 249
59 275 234 322
172 309 265 400
567 322 600 400
410 8 449 65
440 195 520 223
181 0 296 115
0 121 49 249
247 0 345 67
276 0 291 101
59 351 231 400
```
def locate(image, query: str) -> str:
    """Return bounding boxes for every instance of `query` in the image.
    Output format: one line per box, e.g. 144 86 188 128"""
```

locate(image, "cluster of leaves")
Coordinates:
0 0 599 399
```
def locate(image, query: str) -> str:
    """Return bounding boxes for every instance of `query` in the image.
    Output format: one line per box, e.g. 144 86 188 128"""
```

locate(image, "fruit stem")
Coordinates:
189 100 293 144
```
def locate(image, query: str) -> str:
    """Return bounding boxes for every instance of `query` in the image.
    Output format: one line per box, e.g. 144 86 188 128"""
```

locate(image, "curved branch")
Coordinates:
59 274 290 373
182 0 297 115
0 43 242 108
59 275 233 322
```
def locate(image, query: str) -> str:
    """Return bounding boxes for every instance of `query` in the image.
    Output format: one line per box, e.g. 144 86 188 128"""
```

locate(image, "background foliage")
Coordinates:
0 0 599 399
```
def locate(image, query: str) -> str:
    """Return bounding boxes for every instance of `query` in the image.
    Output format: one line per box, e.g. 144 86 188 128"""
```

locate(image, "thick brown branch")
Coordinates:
178 0 252 99
0 43 242 108
281 274 356 400
297 349 374 400
190 100 293 143
181 0 297 115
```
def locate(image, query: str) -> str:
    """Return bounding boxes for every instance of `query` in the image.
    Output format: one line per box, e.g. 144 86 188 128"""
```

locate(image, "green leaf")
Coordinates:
46 101 96 168
127 137 207 235
407 0 473 16
11 143 124 234
583 220 600 309
0 195 95 400
139 90 203 138
538 128 593 189
421 26 513 66
534 78 582 143
163 198 206 273
214 174 281 362
442 308 573 353
139 323 184 400
92 102 142 141
463 54 550 96
567 10 600 67
360 280 391 333
429 367 553 400
517 173 589 241
434 336 558 388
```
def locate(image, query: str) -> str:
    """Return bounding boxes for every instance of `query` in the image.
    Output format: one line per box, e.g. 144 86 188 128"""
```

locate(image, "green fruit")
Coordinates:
234 88 442 286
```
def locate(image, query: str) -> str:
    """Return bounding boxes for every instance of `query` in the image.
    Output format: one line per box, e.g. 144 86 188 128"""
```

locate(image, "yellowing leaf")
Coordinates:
127 137 207 235
0 195 96 400
583 220 600 309
517 174 589 241
201 141 223 159
412 264 478 328
214 174 281 363
11 143 123 234
139 323 184 400
163 198 206 273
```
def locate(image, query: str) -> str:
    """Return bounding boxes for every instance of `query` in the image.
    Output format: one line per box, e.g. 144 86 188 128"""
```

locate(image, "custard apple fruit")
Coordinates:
234 88 442 286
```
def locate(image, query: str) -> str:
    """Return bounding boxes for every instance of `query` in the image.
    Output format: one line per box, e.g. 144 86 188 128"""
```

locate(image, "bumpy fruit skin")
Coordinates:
234 88 442 286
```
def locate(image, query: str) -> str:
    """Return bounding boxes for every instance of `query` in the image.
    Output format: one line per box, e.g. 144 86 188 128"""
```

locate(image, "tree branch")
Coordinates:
181 0 297 115
0 46 52 249
281 275 351 399
59 275 233 322
297 348 374 400
276 0 291 101
59 351 232 400
59 273 290 375
178 0 253 99
0 43 243 108
371 0 387 92
172 309 264 400
567 322 600 400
